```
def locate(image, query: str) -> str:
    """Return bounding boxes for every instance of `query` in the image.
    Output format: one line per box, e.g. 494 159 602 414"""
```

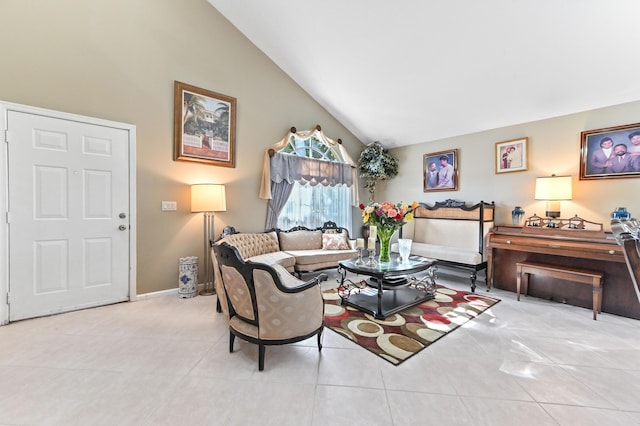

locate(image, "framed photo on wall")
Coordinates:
423 149 458 192
495 137 528 174
174 81 236 167
580 122 640 180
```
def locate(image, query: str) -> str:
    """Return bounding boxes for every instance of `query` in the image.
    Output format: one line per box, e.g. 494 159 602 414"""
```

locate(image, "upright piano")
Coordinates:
487 223 640 319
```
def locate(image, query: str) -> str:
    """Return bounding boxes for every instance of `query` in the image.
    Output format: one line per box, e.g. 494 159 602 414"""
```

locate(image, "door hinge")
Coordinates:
6 293 9 305
4 130 9 143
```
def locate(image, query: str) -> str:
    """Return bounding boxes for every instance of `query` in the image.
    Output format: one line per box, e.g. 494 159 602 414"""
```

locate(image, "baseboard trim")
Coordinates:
135 283 207 301
135 288 178 301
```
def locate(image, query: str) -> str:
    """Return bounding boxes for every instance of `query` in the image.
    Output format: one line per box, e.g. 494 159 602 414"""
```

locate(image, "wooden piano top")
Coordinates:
488 225 624 262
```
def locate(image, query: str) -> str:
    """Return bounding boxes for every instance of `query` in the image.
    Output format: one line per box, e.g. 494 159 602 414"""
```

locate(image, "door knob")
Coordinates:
119 225 128 231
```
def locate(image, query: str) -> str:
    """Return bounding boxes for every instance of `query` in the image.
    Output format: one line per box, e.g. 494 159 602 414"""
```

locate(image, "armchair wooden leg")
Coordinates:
317 329 323 351
229 332 235 352
258 344 265 371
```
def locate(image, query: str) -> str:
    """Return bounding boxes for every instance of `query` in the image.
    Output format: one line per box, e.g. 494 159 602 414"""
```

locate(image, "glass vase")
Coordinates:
377 226 397 263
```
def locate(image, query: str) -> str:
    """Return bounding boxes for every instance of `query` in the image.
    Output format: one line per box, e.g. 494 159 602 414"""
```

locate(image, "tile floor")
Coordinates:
1 270 640 425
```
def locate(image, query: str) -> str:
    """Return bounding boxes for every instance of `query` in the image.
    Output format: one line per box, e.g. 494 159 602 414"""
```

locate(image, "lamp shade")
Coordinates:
534 175 572 200
191 184 226 212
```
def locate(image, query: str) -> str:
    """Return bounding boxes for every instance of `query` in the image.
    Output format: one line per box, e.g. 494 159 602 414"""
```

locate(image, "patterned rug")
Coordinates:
323 285 500 365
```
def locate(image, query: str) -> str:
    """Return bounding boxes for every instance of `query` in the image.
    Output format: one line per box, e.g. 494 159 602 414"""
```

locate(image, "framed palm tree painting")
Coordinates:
174 81 236 167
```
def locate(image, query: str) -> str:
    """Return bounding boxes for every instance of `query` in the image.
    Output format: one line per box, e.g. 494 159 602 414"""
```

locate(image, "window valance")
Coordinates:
270 152 353 187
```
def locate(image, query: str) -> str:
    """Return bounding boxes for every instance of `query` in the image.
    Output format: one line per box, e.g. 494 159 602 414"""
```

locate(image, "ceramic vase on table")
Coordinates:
611 207 631 220
512 206 525 225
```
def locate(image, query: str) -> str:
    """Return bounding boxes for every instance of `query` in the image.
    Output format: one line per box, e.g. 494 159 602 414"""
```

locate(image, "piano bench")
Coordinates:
516 261 604 320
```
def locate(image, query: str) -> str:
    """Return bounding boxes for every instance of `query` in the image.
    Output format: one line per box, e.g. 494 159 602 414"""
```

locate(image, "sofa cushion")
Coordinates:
393 242 482 265
412 219 479 251
279 229 323 251
286 248 357 267
322 232 350 250
247 251 296 271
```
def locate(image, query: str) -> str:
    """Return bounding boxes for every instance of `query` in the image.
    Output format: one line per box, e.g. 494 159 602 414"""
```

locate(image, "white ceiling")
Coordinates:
208 0 640 148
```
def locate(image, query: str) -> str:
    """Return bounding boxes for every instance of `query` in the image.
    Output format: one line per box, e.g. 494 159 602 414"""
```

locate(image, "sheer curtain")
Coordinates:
267 152 353 230
276 183 352 230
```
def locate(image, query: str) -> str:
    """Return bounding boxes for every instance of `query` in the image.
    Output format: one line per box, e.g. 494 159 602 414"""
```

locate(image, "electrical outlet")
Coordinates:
161 201 177 211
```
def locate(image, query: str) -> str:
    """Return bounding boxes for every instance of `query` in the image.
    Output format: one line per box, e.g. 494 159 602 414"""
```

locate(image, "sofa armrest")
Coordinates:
250 262 327 292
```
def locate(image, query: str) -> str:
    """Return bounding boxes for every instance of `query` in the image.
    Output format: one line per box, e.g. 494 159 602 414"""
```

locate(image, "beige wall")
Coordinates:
382 101 640 227
0 0 364 294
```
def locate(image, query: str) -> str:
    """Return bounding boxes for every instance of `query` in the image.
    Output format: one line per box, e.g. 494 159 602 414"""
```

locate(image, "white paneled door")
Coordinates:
7 110 131 321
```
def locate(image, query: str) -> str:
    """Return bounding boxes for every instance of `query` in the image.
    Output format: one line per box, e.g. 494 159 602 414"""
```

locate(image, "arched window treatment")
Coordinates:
260 126 360 230
259 126 359 204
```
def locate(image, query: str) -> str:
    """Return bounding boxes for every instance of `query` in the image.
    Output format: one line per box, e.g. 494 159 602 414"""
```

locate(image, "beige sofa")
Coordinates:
391 200 494 292
213 222 357 276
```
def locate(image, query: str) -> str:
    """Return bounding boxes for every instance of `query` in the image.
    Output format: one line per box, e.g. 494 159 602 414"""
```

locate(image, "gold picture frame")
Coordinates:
174 81 236 167
495 137 528 174
423 149 459 192
580 122 640 180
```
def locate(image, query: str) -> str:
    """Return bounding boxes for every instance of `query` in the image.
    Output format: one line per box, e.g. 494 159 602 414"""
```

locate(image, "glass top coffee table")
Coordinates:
337 254 438 319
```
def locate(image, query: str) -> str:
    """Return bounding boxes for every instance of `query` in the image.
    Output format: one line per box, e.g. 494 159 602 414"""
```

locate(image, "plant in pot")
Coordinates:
357 141 400 239
357 141 399 201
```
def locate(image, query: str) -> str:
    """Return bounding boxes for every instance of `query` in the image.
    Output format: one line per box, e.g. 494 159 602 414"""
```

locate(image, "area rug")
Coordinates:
323 285 500 365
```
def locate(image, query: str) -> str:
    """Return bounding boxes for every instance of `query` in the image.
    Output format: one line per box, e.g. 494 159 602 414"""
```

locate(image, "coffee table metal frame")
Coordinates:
337 254 438 319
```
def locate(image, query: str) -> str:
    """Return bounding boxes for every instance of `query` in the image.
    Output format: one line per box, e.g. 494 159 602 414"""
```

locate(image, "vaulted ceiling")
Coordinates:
208 1 640 148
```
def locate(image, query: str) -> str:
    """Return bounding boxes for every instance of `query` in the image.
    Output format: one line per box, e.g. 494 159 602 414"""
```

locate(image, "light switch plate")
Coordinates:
161 201 177 211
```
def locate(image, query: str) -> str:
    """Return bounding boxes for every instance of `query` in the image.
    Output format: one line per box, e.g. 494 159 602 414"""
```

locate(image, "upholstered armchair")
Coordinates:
212 241 327 371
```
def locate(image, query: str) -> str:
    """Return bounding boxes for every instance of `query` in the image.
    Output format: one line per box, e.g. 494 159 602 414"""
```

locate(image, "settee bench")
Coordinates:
392 199 495 292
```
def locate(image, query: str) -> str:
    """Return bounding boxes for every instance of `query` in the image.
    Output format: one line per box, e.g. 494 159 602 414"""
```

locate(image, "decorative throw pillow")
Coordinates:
322 232 350 250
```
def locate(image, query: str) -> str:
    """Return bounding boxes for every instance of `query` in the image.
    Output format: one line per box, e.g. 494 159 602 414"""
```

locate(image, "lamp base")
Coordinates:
545 201 561 219
199 289 216 296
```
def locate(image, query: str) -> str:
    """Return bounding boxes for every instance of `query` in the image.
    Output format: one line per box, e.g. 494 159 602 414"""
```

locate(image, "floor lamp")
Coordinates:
191 184 226 296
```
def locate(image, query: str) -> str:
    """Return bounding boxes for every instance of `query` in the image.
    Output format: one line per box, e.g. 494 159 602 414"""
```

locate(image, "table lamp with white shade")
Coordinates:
534 174 572 218
191 183 226 296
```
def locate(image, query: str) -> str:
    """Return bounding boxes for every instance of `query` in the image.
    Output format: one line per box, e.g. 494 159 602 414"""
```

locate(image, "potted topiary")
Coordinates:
357 141 399 201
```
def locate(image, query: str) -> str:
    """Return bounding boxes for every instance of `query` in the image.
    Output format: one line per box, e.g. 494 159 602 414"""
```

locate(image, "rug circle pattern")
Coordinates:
323 285 500 365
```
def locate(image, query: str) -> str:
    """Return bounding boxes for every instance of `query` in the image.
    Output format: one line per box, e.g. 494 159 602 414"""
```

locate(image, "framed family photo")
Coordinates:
174 81 236 167
423 149 458 192
580 122 640 180
495 137 528 174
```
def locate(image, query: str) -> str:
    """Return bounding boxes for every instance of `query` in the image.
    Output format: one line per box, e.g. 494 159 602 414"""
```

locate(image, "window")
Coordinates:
276 135 352 232
281 134 339 160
